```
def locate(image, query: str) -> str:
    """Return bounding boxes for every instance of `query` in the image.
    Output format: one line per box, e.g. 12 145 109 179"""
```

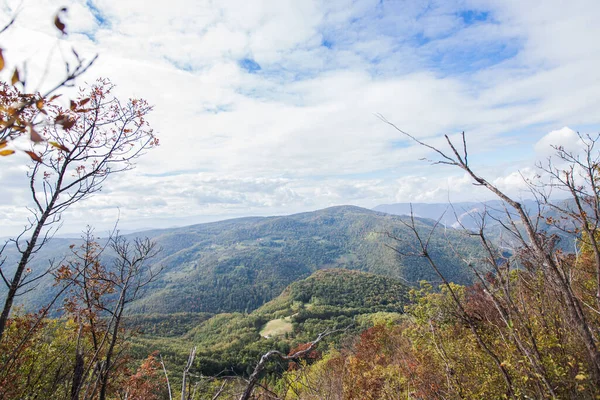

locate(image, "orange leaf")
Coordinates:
24 150 42 162
0 149 15 156
11 68 20 85
0 141 7 149
36 99 47 115
0 49 4 72
49 141 70 152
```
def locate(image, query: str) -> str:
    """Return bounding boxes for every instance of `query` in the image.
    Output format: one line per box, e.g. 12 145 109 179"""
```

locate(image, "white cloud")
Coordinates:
534 127 582 157
1 0 600 235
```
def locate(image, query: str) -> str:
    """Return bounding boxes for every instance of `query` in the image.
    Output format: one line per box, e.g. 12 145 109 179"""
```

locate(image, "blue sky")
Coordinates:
1 0 599 234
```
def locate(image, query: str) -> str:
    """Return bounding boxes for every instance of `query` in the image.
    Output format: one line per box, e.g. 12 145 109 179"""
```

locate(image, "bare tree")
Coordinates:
239 327 348 400
82 235 162 400
159 347 199 400
0 78 158 342
385 212 516 398
53 231 162 400
379 115 600 388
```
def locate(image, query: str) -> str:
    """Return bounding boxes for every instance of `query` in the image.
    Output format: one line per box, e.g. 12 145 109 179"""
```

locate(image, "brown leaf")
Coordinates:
70 100 77 110
79 98 90 107
0 49 4 72
24 150 42 162
49 94 62 102
0 141 7 149
28 125 45 143
55 114 77 130
54 11 66 34
49 141 70 152
0 149 15 156
11 68 19 85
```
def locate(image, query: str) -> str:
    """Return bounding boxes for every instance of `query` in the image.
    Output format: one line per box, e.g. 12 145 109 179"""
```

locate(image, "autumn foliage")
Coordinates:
279 256 600 399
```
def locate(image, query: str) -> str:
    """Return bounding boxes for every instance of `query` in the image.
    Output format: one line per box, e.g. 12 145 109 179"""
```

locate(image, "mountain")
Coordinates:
373 200 543 230
373 199 583 251
1 205 484 315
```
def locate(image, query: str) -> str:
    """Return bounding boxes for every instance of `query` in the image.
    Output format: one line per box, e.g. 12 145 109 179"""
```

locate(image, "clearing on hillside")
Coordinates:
260 317 293 338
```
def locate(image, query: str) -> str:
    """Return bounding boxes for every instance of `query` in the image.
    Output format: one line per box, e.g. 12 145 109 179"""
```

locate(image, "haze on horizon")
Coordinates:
1 0 599 236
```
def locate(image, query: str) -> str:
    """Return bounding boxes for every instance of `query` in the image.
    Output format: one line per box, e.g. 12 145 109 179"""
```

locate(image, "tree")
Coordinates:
57 231 162 400
237 327 348 400
0 230 163 399
0 77 158 342
379 116 600 395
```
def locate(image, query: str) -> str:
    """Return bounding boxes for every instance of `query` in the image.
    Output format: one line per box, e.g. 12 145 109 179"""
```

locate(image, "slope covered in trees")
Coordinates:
127 269 408 378
2 205 484 315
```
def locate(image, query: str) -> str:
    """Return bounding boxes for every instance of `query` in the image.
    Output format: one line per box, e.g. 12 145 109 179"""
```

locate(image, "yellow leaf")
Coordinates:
0 48 4 72
11 68 19 85
575 374 586 381
0 149 15 156
49 141 70 152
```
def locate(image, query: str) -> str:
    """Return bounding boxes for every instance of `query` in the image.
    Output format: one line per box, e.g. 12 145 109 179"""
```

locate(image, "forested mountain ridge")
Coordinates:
1 205 484 314
120 205 483 314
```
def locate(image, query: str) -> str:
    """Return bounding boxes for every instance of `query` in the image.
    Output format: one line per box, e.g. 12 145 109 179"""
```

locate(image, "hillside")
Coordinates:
2 205 484 314
128 205 483 314
129 268 410 376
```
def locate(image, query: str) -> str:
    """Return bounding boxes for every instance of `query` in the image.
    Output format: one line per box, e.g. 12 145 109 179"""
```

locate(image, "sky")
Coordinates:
1 0 599 236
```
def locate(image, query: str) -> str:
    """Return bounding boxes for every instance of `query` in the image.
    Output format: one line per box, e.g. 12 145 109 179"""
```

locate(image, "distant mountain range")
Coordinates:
373 199 580 252
2 205 485 315
373 199 542 230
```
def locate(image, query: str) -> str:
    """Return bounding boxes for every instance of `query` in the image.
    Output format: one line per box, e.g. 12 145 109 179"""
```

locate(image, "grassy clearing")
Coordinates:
260 317 293 338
